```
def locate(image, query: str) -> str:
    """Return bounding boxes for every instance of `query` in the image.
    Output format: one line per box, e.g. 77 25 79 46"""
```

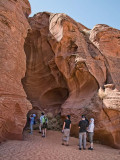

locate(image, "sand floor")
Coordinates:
0 130 119 160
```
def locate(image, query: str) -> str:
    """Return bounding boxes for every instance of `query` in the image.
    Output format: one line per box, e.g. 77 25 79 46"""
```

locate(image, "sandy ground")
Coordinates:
0 130 119 160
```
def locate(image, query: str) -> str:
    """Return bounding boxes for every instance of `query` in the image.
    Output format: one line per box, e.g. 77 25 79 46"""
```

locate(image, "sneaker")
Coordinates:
88 147 93 150
62 143 64 145
79 148 82 150
42 135 45 137
83 148 86 150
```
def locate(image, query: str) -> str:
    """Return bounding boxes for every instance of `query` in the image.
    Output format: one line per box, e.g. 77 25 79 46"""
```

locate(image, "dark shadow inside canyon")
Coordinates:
41 88 69 113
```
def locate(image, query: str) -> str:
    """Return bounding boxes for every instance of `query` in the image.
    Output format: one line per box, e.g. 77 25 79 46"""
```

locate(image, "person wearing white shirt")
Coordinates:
87 118 94 150
39 112 44 133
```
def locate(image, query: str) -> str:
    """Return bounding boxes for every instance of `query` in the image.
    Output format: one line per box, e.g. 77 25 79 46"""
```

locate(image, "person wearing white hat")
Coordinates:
87 118 95 150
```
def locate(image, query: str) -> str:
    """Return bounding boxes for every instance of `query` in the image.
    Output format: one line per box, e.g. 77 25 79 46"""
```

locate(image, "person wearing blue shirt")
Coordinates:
33 113 36 124
30 114 34 134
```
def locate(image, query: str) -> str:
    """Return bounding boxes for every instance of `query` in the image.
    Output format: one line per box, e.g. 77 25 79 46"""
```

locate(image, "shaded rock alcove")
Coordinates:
41 88 69 113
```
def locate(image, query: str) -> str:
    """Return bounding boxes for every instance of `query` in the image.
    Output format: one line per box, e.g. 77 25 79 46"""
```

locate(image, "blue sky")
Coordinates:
29 0 120 29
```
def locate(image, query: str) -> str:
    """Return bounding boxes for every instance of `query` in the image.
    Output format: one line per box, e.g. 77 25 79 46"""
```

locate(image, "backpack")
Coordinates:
42 116 48 124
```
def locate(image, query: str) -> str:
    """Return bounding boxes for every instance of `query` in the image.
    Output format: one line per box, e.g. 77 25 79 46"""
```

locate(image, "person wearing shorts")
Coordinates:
87 118 94 150
42 115 48 137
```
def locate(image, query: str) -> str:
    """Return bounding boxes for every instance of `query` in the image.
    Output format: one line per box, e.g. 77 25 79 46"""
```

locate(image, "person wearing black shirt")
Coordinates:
78 115 88 150
62 115 71 146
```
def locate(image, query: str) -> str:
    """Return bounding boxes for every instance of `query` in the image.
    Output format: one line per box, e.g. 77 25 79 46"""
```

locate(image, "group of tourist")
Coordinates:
62 115 94 150
29 112 48 137
29 113 94 150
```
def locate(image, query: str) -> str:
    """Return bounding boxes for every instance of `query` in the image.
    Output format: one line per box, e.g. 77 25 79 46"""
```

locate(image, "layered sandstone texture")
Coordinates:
23 12 120 148
0 0 32 141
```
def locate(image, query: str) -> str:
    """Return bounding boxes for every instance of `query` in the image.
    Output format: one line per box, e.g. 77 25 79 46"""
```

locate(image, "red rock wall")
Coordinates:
0 0 32 141
90 24 120 90
89 25 120 148
23 12 120 148
0 1 120 148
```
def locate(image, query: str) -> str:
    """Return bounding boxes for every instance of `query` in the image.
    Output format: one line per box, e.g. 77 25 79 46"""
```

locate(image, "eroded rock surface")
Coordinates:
95 85 120 148
23 12 120 148
0 1 120 148
0 0 31 141
22 12 69 115
90 24 120 90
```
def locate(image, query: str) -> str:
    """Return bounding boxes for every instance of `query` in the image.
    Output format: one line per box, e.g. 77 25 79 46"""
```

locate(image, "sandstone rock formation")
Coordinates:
0 0 120 149
90 24 120 90
89 25 120 148
23 12 120 148
0 0 31 141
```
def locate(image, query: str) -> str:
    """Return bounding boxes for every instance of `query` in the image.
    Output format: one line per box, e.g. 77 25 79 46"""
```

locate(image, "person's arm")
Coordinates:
87 124 89 132
70 123 71 130
62 122 65 130
40 116 43 123
47 118 48 123
78 121 81 129
86 121 89 130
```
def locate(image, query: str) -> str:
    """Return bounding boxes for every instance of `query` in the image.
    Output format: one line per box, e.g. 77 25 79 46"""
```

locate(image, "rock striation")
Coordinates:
23 12 120 148
0 0 31 141
90 24 120 90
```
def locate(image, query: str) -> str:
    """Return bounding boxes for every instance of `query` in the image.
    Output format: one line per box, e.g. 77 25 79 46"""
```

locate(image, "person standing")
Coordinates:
39 112 44 133
78 115 88 150
30 114 34 134
33 113 36 124
87 118 95 150
42 115 48 137
62 115 71 146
